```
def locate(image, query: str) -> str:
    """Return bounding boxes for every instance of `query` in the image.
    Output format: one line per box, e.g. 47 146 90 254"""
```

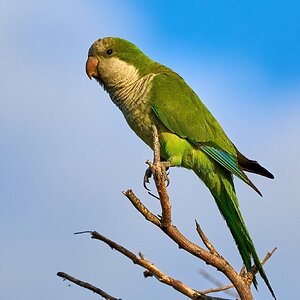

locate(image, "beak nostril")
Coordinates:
86 56 99 80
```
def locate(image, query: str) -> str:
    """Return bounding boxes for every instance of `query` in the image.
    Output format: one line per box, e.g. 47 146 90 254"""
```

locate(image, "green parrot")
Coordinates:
86 37 275 298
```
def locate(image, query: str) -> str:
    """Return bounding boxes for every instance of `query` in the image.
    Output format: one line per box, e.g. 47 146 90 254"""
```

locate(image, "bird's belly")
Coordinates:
159 131 194 165
124 108 214 174
123 105 192 163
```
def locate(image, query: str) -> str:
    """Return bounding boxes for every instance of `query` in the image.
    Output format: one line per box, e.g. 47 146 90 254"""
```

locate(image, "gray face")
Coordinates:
86 38 139 91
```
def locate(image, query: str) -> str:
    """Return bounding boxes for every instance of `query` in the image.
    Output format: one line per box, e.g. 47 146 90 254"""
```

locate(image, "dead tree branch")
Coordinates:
123 188 252 299
195 220 218 255
199 248 277 297
57 271 121 300
145 125 172 227
84 230 230 300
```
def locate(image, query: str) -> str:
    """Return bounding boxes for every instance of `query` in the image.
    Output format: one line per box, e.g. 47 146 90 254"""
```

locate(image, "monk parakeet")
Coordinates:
86 37 275 298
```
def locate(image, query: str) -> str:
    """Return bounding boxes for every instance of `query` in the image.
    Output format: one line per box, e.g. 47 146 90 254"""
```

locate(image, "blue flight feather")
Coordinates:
200 145 262 196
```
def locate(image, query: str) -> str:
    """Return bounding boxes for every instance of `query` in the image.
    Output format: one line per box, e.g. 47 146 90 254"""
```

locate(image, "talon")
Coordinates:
143 167 152 191
143 181 150 191
161 161 171 187
143 181 151 191
165 176 170 187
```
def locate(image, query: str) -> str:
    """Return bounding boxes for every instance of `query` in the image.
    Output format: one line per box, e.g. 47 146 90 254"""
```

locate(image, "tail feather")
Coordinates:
237 150 274 179
195 169 276 298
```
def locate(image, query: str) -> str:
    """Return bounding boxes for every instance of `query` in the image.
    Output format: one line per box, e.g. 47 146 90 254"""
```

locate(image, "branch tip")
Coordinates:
57 271 121 300
73 230 93 235
195 220 218 255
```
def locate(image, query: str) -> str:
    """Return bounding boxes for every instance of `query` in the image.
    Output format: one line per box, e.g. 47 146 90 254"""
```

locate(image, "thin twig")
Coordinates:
199 248 277 296
123 189 161 226
89 231 227 300
199 269 239 298
57 272 121 300
251 247 277 274
195 220 219 256
201 283 238 298
74 230 93 235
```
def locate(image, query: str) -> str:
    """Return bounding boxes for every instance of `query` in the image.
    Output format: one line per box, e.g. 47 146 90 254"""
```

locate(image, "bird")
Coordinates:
86 37 275 298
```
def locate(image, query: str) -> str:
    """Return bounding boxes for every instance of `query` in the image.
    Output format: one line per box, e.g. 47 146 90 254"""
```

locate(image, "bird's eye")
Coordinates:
106 48 113 55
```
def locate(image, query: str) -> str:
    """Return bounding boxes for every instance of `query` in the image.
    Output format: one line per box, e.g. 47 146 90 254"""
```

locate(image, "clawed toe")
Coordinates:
143 167 152 191
165 174 170 187
143 161 171 190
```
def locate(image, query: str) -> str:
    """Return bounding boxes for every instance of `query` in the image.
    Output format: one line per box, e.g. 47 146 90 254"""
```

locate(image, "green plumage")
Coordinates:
86 37 275 298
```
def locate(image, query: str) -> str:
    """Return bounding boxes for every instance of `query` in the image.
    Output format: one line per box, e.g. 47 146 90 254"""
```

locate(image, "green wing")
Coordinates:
150 72 261 194
150 72 235 152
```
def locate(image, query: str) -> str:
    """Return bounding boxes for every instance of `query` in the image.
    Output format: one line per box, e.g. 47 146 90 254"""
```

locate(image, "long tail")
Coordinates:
194 168 276 299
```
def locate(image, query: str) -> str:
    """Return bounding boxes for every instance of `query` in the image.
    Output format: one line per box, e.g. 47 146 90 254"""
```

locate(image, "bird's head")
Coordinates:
86 37 152 90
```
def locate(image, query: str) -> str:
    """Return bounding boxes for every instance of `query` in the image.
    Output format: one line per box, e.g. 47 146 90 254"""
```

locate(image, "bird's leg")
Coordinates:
143 159 172 191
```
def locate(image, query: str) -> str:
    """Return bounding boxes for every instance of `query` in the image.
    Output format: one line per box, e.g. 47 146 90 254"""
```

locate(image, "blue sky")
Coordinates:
1 1 299 300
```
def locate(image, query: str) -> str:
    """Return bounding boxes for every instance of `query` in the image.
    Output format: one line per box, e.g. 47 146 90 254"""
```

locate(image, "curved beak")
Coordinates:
86 56 99 80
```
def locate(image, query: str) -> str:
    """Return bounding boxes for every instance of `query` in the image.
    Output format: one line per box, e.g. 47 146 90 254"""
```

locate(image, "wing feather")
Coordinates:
150 72 261 194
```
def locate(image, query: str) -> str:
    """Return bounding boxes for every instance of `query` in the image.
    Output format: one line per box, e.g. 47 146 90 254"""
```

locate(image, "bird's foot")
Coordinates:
143 160 171 191
143 165 153 191
162 163 171 187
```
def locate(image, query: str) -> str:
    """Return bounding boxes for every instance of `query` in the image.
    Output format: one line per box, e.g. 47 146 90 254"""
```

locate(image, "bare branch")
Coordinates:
148 125 172 227
199 269 239 298
57 272 121 300
195 220 219 256
151 125 161 165
251 247 277 274
201 284 238 298
124 181 255 299
199 248 277 297
122 189 161 226
89 231 228 300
